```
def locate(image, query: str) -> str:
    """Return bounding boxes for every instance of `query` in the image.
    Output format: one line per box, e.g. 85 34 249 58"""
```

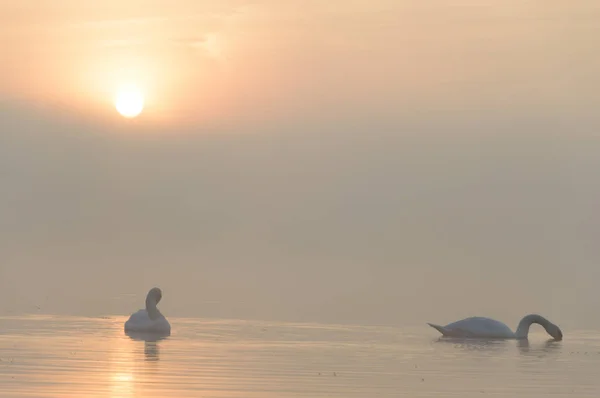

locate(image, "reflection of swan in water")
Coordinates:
433 337 509 353
517 339 562 355
434 337 561 357
125 330 168 361
144 341 159 361
124 287 171 335
428 314 563 340
125 330 170 343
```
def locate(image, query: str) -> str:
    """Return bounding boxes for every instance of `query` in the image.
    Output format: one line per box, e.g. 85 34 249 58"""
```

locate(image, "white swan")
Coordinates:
427 314 562 340
124 287 171 334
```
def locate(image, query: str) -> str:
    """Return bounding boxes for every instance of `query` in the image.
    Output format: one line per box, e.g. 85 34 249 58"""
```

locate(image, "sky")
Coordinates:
1 1 600 329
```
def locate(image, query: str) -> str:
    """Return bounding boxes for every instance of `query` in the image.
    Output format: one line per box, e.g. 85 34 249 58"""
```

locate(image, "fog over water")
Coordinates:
1 1 599 330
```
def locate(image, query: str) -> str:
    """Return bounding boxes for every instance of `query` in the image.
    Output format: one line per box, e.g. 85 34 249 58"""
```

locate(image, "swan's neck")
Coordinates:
515 314 552 339
145 296 161 320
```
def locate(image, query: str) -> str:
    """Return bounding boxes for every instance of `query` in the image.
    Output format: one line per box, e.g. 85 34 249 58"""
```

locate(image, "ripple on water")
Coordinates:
0 316 599 397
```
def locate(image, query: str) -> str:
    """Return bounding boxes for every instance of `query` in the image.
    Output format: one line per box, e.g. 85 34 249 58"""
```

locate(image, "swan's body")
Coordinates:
427 314 562 340
124 287 171 335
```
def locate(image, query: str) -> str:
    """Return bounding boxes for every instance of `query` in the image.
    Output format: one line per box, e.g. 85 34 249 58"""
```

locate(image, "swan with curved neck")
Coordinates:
124 287 171 334
427 314 562 340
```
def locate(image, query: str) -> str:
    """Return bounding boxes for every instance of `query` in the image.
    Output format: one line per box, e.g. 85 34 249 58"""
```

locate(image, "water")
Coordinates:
1 316 599 397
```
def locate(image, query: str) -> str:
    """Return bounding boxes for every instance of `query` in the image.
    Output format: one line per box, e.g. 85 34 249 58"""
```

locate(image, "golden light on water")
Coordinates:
109 323 137 398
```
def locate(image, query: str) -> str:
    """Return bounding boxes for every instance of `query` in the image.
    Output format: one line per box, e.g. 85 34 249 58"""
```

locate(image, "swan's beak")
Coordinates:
554 328 563 341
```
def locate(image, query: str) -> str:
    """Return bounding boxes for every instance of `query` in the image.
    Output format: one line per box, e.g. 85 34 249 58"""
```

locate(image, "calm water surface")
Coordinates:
0 316 599 397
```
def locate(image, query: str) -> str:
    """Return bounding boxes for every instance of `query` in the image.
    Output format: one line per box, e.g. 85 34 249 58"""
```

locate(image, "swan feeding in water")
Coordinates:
427 314 562 340
124 287 171 335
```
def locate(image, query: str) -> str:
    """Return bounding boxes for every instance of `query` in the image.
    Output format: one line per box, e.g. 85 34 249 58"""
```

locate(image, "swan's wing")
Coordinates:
427 323 451 336
124 309 171 334
444 317 514 338
126 309 149 322
428 322 478 338
124 309 150 331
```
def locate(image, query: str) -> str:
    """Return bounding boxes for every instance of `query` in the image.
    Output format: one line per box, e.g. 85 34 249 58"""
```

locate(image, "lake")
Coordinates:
1 315 599 397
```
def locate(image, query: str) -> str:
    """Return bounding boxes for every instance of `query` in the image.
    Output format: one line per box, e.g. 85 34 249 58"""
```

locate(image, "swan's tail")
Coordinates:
427 323 449 336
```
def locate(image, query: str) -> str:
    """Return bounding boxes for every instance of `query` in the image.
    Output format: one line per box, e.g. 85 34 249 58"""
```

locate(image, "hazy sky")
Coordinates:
1 1 600 329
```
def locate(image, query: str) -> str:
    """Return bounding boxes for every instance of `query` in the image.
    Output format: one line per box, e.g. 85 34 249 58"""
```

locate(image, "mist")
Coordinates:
1 1 599 330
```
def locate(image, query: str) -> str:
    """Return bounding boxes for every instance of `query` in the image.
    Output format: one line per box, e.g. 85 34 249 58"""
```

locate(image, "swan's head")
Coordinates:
146 287 163 305
546 323 563 341
144 287 164 321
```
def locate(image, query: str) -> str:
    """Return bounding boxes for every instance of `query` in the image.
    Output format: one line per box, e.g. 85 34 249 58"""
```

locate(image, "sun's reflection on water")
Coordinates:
108 325 137 398
0 316 599 398
111 328 169 396
110 372 134 397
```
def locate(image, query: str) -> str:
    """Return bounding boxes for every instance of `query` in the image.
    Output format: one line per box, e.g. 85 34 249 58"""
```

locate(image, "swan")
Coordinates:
427 314 562 340
124 287 171 334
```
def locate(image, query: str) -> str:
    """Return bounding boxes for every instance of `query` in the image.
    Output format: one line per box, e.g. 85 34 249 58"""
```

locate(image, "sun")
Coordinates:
115 85 144 118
